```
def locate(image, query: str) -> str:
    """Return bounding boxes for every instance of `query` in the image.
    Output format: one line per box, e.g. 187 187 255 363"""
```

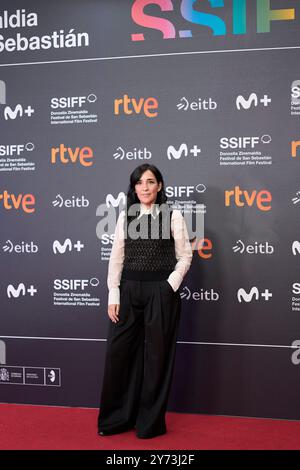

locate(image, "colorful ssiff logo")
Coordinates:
131 0 295 41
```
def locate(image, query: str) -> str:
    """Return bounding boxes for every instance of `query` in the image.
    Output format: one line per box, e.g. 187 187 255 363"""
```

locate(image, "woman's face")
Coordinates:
135 170 162 208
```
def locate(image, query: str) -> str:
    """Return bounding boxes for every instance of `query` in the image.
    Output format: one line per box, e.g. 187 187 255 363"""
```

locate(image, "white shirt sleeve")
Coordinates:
167 210 193 292
107 210 125 306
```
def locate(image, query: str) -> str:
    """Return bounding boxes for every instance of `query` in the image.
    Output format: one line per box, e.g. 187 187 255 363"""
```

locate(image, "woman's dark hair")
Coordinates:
126 164 167 216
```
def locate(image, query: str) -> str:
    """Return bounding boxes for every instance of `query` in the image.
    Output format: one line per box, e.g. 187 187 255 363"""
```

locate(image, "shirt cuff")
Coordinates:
108 287 120 306
167 271 183 292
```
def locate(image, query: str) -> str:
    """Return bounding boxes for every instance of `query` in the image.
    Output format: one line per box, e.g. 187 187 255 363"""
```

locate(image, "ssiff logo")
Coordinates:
0 142 35 156
291 81 300 106
131 0 295 40
51 94 97 108
220 135 271 149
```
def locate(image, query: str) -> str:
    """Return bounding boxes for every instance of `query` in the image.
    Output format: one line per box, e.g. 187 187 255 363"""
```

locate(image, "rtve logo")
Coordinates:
291 140 300 158
225 186 272 211
0 190 35 213
114 94 158 118
191 238 213 259
131 0 296 40
51 144 94 166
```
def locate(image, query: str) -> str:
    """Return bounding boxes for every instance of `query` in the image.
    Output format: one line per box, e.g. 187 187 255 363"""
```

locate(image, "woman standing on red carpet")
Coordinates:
98 164 193 439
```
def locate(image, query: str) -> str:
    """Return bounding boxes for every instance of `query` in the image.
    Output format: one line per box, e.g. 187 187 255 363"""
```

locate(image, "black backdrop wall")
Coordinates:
1 0 300 420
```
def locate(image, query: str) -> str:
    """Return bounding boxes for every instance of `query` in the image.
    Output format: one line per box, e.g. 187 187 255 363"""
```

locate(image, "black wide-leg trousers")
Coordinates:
98 278 181 438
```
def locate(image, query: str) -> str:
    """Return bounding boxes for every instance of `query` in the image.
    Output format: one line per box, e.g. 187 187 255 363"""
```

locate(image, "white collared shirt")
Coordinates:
107 204 193 305
137 202 160 219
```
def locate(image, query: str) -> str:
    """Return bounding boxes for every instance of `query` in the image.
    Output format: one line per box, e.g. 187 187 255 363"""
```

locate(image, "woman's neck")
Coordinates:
140 201 155 210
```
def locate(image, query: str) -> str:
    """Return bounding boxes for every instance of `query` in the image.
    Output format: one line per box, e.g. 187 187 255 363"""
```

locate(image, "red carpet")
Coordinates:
0 404 300 450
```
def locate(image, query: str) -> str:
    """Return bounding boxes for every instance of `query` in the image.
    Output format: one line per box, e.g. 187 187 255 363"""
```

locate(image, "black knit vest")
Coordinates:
121 207 177 281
